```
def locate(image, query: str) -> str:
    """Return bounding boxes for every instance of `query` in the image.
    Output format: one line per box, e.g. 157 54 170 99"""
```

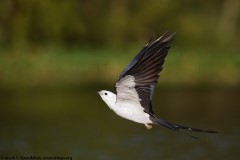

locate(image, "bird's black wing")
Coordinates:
115 32 175 115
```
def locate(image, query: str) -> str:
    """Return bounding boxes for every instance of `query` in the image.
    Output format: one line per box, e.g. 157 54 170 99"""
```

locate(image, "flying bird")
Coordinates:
98 32 217 137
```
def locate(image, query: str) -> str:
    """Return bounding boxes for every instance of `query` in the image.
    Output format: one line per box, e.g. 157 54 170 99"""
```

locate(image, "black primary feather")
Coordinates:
116 32 175 115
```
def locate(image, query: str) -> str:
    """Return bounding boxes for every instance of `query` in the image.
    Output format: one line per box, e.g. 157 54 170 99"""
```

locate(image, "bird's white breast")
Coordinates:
112 101 152 124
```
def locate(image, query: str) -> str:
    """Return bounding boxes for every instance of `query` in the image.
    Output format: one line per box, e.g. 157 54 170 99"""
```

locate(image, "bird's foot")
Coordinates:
145 124 152 130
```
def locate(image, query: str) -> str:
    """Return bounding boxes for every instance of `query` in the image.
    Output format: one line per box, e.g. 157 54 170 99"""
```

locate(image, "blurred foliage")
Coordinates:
0 0 239 49
0 0 239 86
0 47 239 87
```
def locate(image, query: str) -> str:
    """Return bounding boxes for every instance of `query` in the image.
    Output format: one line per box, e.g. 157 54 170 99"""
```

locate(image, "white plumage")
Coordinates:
98 90 152 124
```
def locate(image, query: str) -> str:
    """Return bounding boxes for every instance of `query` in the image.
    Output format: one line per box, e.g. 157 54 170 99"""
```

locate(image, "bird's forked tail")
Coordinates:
152 117 218 138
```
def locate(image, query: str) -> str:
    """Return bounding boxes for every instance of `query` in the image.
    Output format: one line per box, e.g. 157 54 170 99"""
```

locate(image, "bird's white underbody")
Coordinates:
98 90 153 129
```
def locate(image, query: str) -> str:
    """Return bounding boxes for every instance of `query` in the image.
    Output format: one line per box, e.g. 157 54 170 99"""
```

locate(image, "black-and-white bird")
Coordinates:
98 32 217 136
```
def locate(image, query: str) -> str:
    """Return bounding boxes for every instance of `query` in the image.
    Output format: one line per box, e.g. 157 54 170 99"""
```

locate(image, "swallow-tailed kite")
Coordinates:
98 32 217 137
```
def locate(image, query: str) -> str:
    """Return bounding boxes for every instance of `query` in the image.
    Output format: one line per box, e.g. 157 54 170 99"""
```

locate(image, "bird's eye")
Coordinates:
105 93 108 95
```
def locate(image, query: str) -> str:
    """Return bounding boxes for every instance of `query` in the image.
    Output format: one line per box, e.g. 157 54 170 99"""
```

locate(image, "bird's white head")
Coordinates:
98 90 116 109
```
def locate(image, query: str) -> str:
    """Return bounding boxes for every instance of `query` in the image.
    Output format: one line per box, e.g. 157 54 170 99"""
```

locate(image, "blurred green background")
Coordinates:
0 0 240 159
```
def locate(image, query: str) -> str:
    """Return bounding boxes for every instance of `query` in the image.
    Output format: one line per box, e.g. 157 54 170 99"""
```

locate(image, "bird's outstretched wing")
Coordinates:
115 32 175 115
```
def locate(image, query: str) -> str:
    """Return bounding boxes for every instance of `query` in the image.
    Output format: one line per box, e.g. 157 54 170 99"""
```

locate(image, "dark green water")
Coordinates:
0 84 239 160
